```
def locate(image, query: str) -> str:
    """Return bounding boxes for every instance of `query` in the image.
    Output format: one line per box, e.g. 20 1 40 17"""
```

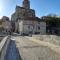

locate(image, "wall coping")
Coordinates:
0 36 9 52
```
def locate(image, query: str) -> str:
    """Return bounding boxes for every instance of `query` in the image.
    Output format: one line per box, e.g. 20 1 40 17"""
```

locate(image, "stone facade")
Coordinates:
40 21 46 34
1 16 11 33
11 0 46 35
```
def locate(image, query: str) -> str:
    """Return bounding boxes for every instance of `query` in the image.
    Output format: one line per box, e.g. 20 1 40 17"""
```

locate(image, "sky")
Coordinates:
0 0 60 19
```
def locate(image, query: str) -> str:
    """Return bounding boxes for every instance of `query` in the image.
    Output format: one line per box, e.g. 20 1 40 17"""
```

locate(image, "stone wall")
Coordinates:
18 20 24 34
0 36 11 60
40 22 46 34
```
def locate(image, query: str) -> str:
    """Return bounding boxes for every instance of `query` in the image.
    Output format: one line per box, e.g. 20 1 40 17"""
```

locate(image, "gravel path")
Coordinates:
15 36 60 60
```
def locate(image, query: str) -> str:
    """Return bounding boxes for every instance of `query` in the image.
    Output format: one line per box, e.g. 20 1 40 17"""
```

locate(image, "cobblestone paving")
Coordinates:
5 40 20 60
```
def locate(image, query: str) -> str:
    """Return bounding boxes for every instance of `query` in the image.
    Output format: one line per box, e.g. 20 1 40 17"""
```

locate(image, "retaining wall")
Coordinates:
0 36 11 60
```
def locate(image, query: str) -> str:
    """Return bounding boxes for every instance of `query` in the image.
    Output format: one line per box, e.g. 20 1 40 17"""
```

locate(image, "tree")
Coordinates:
41 14 60 34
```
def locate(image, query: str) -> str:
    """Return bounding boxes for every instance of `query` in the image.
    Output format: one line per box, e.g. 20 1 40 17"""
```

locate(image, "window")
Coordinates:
38 26 40 30
28 26 30 29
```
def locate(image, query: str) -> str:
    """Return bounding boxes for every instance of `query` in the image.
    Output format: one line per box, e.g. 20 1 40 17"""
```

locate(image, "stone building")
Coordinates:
11 0 46 35
1 16 11 33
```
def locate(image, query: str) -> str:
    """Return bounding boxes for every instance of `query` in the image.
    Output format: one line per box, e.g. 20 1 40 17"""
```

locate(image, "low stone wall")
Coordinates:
0 36 11 60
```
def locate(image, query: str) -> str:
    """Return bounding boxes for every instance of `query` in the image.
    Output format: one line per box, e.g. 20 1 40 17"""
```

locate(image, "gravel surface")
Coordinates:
15 36 60 60
32 35 60 46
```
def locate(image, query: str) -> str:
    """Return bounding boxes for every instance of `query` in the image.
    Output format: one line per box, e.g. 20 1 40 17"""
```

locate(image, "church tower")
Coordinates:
23 0 30 9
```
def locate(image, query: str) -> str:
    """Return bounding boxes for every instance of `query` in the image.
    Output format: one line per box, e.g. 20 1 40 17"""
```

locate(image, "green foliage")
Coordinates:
41 15 60 27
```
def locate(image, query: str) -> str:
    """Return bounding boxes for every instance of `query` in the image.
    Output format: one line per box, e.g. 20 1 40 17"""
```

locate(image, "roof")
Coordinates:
16 5 25 10
16 17 41 22
23 17 45 22
2 16 10 22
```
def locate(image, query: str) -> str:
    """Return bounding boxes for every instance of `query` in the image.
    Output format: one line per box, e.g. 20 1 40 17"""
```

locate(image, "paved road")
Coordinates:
5 39 20 60
13 36 60 60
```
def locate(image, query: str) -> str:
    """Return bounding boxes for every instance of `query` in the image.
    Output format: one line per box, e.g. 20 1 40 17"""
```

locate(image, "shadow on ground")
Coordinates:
5 40 22 60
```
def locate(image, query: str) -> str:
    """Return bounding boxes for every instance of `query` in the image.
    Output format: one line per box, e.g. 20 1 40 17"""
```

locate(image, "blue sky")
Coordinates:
0 0 60 19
